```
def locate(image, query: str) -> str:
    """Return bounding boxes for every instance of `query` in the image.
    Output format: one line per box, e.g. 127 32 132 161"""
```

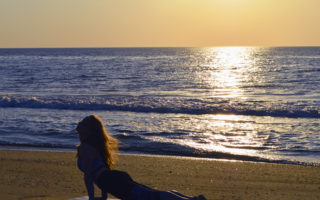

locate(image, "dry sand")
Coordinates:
0 150 320 200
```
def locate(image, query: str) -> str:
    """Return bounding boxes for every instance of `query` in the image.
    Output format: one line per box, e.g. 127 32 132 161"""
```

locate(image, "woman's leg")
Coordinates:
169 190 192 198
157 190 190 200
131 183 206 200
157 190 206 200
131 184 191 200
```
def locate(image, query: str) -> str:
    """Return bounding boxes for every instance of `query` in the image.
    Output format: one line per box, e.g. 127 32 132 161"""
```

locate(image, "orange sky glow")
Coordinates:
1 0 320 48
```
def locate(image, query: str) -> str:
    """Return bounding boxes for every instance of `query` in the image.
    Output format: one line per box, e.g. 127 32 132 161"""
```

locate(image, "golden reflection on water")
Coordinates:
205 48 263 155
185 47 268 158
194 114 264 157
202 47 258 98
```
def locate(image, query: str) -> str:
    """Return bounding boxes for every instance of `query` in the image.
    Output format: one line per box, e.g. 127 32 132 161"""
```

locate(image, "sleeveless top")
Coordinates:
77 144 107 176
77 142 136 199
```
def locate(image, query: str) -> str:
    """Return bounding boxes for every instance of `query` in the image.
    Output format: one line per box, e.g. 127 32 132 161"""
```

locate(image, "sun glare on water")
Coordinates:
188 47 268 158
179 114 269 158
201 47 257 98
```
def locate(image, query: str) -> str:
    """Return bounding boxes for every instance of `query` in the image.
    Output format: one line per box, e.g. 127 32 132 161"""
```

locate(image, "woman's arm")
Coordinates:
84 176 108 200
79 144 99 200
101 189 108 200
84 174 95 200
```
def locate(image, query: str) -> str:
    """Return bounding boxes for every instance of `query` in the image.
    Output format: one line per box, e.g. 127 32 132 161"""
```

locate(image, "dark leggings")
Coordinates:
96 170 188 200
96 170 136 199
130 184 160 200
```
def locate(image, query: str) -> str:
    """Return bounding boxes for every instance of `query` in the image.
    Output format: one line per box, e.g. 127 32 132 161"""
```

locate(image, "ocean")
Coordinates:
0 47 319 165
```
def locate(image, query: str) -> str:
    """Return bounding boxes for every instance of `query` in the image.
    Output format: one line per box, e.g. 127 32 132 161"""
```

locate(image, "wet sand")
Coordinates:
0 150 320 200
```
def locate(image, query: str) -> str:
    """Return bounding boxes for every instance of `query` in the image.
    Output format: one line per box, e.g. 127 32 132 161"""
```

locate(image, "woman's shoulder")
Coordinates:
79 143 99 157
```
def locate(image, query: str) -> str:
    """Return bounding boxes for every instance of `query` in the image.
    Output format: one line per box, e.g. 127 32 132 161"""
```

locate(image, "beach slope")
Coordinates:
0 150 319 200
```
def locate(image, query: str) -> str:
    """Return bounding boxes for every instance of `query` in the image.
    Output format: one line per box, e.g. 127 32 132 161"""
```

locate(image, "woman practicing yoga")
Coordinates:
76 114 207 200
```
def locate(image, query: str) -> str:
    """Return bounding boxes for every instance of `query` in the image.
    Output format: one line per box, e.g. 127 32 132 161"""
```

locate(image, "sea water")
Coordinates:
0 47 319 165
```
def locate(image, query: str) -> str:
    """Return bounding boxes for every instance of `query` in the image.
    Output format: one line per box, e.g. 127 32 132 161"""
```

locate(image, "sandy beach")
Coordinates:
0 150 320 200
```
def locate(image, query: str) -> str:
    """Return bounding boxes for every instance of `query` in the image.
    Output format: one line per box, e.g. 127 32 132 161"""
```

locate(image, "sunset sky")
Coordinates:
1 0 320 48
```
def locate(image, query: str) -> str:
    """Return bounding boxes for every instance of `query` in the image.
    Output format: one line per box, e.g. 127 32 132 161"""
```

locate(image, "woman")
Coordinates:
76 114 207 200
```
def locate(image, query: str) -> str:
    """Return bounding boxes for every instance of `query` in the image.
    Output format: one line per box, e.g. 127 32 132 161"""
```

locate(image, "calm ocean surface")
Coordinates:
0 47 319 165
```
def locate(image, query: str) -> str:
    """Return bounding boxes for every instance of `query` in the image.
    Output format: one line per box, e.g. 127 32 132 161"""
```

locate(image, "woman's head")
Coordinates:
76 115 102 142
76 114 119 169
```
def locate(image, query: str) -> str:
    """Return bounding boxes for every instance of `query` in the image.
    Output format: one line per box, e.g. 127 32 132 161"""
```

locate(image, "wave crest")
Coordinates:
0 95 319 118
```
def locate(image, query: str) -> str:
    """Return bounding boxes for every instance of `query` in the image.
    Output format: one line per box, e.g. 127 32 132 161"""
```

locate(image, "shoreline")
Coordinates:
1 150 320 200
0 145 319 167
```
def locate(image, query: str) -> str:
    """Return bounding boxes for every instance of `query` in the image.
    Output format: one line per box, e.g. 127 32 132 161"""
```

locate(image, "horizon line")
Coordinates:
1 45 320 49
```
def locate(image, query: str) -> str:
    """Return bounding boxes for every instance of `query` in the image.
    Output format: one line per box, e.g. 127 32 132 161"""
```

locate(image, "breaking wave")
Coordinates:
0 94 319 118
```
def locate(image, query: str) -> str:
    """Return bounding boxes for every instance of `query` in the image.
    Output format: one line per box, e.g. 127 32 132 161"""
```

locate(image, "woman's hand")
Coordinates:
94 197 107 200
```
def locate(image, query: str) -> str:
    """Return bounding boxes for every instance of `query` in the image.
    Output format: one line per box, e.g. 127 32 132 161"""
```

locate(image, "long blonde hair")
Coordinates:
77 114 118 169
